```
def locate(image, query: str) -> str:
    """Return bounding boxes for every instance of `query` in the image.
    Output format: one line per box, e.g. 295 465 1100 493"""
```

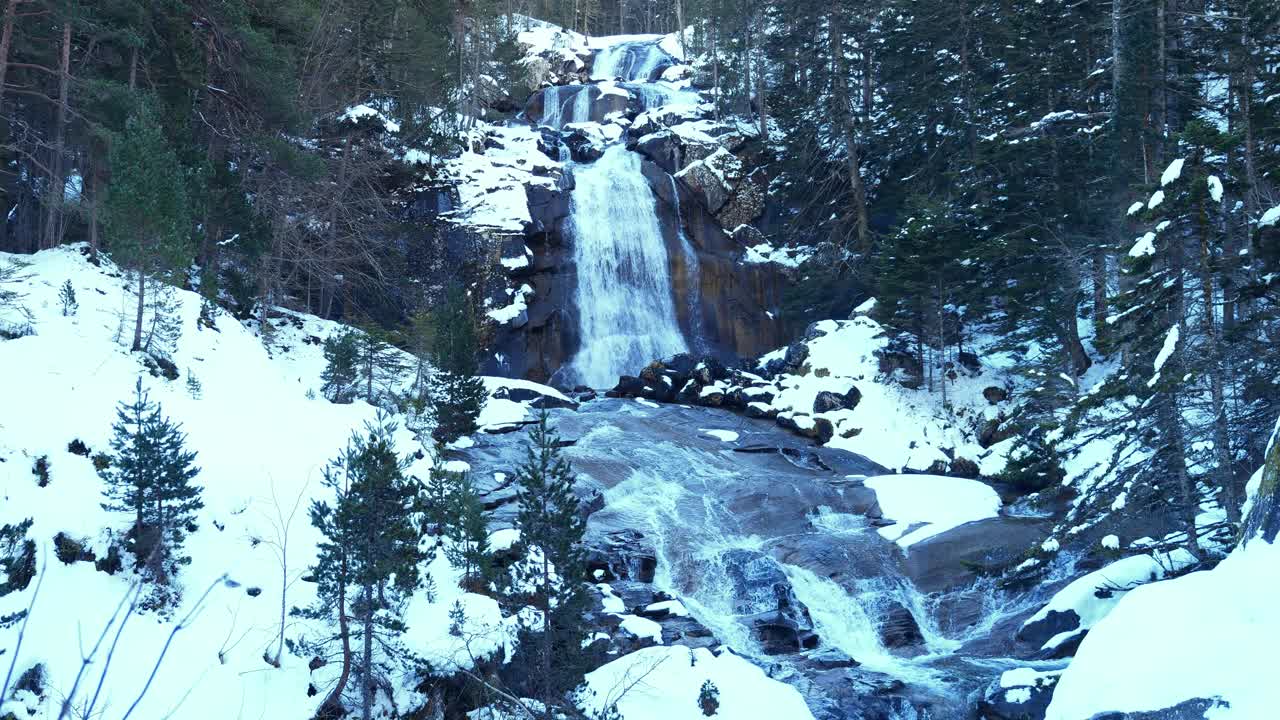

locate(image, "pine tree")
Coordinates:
321 330 360 404
444 471 492 590
0 518 35 629
353 324 408 406
512 411 590 719
424 286 488 443
307 418 421 720
101 103 192 353
100 378 202 584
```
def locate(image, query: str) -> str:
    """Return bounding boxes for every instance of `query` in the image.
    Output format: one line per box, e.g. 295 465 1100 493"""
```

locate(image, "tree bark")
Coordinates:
829 9 869 253
324 552 353 715
361 584 374 720
132 269 146 352
41 22 72 251
0 0 21 118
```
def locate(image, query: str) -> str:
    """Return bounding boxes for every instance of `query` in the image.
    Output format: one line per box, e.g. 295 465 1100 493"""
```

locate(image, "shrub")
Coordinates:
698 679 720 716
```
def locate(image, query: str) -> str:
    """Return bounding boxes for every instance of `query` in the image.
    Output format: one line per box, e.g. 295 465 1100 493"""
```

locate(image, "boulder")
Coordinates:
878 601 925 650
813 387 862 414
607 376 648 398
980 417 1016 449
977 677 1057 720
983 386 1010 405
949 457 981 479
676 157 731 213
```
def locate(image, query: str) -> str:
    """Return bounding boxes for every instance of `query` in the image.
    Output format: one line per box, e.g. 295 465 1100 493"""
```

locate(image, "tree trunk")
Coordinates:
1197 200 1239 523
324 553 353 715
132 269 146 352
42 22 72 251
829 10 870 254
0 0 20 117
674 0 685 57
541 547 552 720
361 585 374 720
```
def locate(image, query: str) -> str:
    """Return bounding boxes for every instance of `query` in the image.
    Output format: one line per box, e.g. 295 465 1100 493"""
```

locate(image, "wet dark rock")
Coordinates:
490 384 579 411
958 351 982 373
813 387 862 414
978 674 1058 720
878 601 925 650
980 417 1016 449
983 386 1010 405
607 375 648 398
807 647 861 670
949 457 981 479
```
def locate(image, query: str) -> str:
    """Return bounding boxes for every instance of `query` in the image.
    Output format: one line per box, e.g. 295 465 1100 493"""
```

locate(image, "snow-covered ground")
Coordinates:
755 314 1016 473
0 247 566 719
865 474 1002 549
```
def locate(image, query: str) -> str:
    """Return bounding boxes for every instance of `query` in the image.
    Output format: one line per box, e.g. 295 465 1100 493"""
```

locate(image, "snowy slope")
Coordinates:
1045 422 1280 719
758 315 1014 473
0 246 551 719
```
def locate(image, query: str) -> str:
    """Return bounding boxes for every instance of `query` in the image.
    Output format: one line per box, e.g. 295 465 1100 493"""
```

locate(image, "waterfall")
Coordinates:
592 42 673 81
540 85 594 129
625 82 700 110
669 174 705 353
566 145 688 388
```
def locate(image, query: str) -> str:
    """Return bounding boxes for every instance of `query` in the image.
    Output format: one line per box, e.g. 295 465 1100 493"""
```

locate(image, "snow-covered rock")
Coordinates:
577 646 815 720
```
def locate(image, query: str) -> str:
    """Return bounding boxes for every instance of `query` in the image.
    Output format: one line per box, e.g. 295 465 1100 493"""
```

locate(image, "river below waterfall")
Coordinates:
462 398 1062 719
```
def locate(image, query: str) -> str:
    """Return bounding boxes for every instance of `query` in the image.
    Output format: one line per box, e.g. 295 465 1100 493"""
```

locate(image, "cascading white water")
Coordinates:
592 42 673 81
625 82 701 110
540 85 594 128
566 145 688 388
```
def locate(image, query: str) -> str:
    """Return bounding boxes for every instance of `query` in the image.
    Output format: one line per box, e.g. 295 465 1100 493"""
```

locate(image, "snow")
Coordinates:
1022 550 1196 651
440 122 561 233
1149 325 1179 387
1001 667 1061 689
0 246 551 719
618 615 664 644
864 474 1002 549
1101 534 1120 549
341 104 400 132
478 376 573 430
1047 541 1280 719
487 283 532 326
1126 201 1145 216
1160 157 1185 186
1261 205 1280 228
578 646 815 720
1147 190 1165 210
748 317 1012 474
1207 175 1224 202
1128 232 1156 257
699 429 740 442
743 242 815 267
644 600 690 617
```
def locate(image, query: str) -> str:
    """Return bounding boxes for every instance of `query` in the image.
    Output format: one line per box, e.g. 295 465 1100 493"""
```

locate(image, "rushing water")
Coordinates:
591 41 674 81
565 146 688 388
540 85 594 128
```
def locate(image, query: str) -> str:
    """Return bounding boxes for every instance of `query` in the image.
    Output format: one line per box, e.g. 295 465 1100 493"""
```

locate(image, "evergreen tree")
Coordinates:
101 103 191 353
444 471 492 590
0 518 35 629
321 330 360 404
100 378 202 585
424 286 488 443
353 324 408 406
307 418 421 720
512 411 590 719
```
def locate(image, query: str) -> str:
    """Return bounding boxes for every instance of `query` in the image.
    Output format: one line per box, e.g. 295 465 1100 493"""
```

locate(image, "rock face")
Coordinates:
720 548 820 654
